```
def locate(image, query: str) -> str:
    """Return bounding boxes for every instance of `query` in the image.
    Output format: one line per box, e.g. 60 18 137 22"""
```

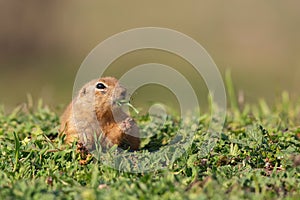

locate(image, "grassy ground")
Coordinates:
1 88 300 199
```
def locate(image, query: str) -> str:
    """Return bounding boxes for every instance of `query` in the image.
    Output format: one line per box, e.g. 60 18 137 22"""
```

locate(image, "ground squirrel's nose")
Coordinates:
114 85 127 99
120 86 126 97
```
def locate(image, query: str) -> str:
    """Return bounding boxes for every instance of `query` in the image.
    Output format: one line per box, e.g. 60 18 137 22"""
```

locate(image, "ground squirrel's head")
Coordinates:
77 77 126 112
73 76 127 125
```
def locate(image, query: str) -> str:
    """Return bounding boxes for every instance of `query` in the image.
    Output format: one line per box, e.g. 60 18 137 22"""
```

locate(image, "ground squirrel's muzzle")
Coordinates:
113 85 127 101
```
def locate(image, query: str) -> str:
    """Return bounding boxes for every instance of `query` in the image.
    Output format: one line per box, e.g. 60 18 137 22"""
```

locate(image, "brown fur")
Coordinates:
60 77 140 151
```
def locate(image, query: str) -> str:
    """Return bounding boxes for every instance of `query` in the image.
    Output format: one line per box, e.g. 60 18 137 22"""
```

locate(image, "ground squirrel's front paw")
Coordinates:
120 117 134 132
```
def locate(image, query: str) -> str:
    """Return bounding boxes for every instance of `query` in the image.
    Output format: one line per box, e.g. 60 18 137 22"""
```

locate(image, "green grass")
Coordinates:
1 88 300 199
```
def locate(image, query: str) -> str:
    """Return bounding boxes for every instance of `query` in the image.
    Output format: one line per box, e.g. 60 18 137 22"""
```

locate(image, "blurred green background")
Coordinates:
0 1 299 112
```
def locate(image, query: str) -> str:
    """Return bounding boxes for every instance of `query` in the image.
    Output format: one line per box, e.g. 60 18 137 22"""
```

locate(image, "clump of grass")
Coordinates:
1 78 300 199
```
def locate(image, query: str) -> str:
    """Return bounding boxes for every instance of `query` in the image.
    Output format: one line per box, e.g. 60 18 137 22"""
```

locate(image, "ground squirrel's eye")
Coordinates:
96 82 107 90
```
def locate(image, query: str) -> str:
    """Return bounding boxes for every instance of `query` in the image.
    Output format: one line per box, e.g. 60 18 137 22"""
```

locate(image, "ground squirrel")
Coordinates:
60 77 140 151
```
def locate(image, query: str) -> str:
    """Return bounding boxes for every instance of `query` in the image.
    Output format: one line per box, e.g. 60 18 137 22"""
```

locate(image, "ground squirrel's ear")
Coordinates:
80 87 87 97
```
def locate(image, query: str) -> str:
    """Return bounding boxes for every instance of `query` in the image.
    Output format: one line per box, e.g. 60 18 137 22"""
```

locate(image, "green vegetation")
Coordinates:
1 86 300 199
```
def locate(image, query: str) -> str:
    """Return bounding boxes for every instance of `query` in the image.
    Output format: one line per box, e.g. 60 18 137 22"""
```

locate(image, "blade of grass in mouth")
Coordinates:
116 100 139 114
